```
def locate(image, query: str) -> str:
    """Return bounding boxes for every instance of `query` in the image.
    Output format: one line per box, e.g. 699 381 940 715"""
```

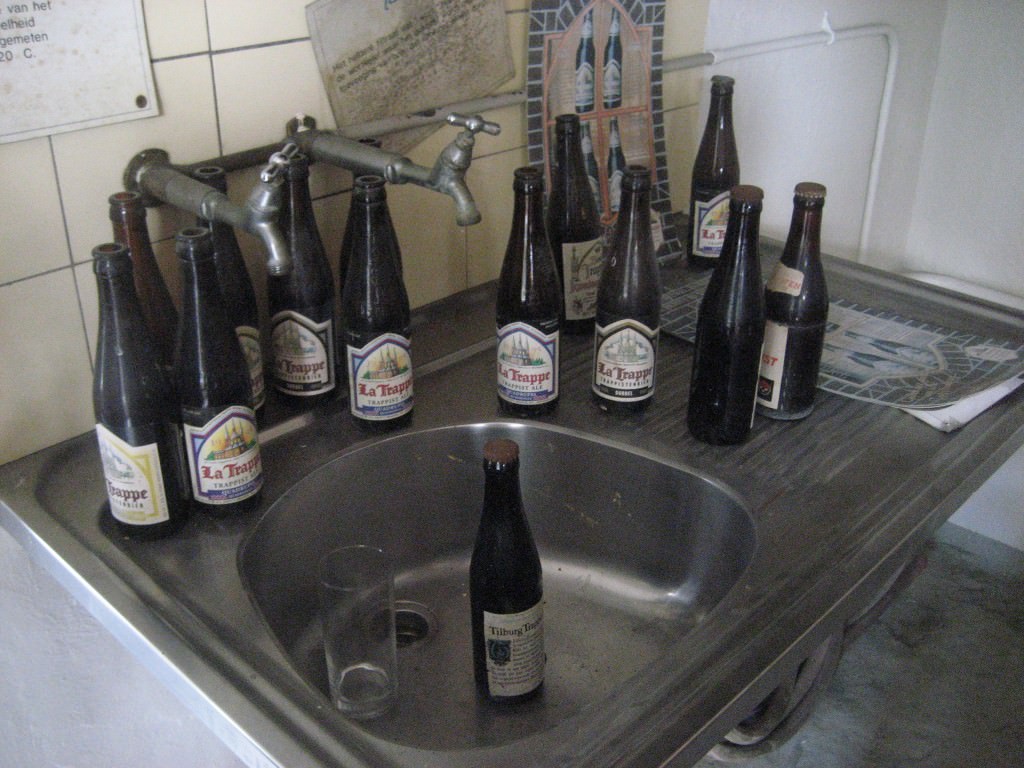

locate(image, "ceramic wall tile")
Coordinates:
206 0 311 51
0 271 94 465
0 138 69 284
212 41 335 155
52 56 219 265
142 0 209 59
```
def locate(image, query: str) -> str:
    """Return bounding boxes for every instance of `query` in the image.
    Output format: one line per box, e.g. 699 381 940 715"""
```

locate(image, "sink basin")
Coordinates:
240 421 755 754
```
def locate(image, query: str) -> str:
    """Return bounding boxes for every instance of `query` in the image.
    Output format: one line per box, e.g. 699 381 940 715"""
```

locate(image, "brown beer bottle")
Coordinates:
108 191 179 374
268 153 336 402
687 76 740 268
757 183 829 420
470 438 545 702
174 228 262 515
191 166 265 415
687 185 766 445
546 114 604 335
92 243 188 539
593 165 661 413
496 167 561 417
341 175 413 431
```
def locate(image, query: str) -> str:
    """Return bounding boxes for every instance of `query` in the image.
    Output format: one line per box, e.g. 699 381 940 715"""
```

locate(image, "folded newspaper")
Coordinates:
663 276 1024 432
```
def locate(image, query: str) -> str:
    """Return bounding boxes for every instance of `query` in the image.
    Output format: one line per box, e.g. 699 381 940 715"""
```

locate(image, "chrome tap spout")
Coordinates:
290 112 500 227
123 148 292 276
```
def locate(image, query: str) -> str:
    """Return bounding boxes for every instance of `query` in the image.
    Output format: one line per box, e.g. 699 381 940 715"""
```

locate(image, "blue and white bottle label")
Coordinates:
183 406 262 505
692 191 731 259
347 333 414 421
496 322 559 406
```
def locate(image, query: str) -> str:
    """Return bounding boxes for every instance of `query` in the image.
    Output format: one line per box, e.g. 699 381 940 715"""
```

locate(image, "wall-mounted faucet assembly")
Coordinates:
122 111 502 276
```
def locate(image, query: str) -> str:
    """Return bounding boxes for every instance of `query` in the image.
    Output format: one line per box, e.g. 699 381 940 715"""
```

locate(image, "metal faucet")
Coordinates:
121 111 501 275
123 147 293 276
288 112 501 226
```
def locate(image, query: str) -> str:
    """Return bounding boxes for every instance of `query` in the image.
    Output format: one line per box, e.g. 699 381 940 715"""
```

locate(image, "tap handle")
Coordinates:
260 142 300 183
446 113 501 137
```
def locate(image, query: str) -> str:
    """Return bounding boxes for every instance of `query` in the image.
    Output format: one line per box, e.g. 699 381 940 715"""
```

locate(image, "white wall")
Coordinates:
904 0 1024 301
701 0 948 270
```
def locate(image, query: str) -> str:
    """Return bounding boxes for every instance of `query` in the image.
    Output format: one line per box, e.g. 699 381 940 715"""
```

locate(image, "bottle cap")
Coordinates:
729 185 764 213
483 438 520 467
175 226 215 261
794 182 827 201
92 242 133 277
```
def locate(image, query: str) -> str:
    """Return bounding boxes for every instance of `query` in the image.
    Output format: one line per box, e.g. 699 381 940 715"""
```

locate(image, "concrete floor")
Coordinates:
695 523 1024 768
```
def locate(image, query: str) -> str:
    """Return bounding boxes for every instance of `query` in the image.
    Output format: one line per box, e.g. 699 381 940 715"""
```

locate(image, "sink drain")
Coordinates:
395 601 434 647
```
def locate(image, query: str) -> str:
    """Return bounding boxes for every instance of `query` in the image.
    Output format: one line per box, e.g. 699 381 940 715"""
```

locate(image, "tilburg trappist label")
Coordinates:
347 333 413 421
497 322 559 406
270 310 335 395
95 424 170 526
593 319 658 402
183 406 262 505
482 601 544 698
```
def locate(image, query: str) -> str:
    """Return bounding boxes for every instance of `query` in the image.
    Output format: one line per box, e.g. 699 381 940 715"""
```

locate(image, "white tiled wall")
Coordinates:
0 0 708 466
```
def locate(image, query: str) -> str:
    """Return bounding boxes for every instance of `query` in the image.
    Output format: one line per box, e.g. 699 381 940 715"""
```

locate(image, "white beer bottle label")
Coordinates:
561 238 604 321
482 601 544 698
270 310 335 395
593 319 658 402
95 424 170 526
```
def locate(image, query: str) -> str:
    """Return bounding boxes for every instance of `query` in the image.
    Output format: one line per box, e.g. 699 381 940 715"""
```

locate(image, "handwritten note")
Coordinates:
306 0 513 150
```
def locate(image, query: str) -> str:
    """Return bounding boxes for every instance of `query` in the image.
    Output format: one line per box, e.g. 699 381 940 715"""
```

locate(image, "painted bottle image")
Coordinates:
575 9 596 113
546 114 604 335
603 7 622 108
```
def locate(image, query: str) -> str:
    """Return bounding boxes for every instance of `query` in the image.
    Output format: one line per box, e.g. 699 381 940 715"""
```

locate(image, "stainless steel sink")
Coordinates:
240 421 756 755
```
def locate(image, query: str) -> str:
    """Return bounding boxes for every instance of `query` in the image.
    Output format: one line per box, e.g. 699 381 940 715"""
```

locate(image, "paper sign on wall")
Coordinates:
0 0 158 145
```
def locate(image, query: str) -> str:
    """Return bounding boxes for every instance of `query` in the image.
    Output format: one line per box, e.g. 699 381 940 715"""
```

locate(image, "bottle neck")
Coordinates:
111 209 153 256
482 463 523 514
782 203 823 269
610 181 652 256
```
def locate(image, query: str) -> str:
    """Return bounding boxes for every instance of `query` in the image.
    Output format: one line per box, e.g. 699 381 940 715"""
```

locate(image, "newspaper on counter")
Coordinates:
662 273 1024 431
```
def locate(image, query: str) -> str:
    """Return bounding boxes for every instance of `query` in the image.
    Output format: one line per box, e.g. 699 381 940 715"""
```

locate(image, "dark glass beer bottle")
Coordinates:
470 438 545 702
602 7 623 108
606 117 627 214
593 165 661 413
341 175 413 431
108 191 179 374
688 185 766 445
546 114 604 335
268 153 336 402
575 9 596 113
496 167 561 417
687 75 740 268
191 166 265 415
92 243 188 539
757 182 829 420
174 227 262 515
